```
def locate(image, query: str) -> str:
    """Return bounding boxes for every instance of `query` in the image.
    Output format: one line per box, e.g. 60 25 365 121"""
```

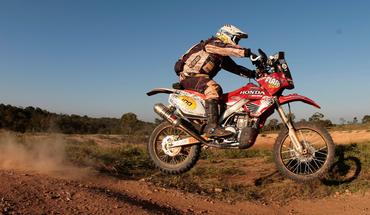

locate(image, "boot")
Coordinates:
204 99 233 138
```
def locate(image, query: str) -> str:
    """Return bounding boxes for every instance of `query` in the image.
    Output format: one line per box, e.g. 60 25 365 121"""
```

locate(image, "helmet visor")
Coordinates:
232 33 248 45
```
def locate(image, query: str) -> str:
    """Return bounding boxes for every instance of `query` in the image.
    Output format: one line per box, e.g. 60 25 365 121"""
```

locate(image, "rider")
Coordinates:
175 24 256 138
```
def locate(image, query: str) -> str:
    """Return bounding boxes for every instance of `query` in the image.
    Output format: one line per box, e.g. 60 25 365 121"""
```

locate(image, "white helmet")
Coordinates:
216 24 248 45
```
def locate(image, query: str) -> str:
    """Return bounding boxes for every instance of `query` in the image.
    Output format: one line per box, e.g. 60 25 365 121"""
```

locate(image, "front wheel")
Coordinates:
147 122 201 174
273 122 335 182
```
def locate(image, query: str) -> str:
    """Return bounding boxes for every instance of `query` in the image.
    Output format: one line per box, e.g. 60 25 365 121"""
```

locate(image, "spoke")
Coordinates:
304 162 308 174
157 149 165 156
306 141 324 149
316 151 328 156
292 161 301 174
282 143 293 150
318 146 328 151
299 130 308 144
307 162 315 174
312 157 325 164
162 129 169 136
290 160 300 173
285 159 295 168
312 157 321 169
283 157 296 162
307 137 323 146
281 149 294 154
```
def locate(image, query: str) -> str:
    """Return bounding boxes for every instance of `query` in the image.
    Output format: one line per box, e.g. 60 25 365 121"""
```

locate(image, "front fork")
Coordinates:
274 98 304 153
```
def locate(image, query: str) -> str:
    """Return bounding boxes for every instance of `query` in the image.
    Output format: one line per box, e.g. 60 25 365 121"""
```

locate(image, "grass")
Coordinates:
65 140 154 178
64 138 370 203
329 123 370 131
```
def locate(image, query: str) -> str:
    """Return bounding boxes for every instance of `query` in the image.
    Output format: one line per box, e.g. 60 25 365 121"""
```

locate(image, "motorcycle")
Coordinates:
146 49 335 182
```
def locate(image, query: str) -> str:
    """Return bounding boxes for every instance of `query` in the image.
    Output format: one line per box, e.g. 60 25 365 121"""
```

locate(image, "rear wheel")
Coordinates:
273 122 335 182
147 122 201 174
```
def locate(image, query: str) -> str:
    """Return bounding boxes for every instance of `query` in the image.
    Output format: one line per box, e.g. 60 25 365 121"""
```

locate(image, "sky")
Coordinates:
0 0 369 123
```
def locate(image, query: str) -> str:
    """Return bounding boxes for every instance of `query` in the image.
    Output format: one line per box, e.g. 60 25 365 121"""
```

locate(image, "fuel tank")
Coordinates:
222 83 266 105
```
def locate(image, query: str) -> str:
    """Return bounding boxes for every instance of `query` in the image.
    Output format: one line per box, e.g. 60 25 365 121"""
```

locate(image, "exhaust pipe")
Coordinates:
153 103 209 145
154 103 181 126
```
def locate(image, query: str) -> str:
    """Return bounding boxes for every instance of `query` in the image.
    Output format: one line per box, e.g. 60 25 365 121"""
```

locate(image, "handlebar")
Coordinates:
249 50 286 77
250 55 261 62
249 49 274 76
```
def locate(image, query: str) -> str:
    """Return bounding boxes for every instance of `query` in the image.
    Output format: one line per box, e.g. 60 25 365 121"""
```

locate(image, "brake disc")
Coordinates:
292 141 316 162
161 136 181 156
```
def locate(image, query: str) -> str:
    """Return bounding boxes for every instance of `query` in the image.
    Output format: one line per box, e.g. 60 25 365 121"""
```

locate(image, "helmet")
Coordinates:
216 24 248 45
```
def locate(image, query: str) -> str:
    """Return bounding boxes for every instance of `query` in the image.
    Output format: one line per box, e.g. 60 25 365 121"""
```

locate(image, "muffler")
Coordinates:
153 103 209 145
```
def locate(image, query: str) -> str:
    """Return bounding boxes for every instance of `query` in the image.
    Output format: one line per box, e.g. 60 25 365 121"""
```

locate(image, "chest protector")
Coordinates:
174 39 222 78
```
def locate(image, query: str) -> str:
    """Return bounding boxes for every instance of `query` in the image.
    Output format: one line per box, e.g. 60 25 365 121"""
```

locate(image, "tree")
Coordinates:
362 115 370 124
298 118 307 123
266 118 279 131
309 112 324 122
287 113 296 122
120 112 139 135
308 112 333 128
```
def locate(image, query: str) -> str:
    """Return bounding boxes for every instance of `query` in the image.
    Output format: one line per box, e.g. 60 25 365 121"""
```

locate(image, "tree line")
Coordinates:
263 112 370 132
0 104 368 134
0 104 156 135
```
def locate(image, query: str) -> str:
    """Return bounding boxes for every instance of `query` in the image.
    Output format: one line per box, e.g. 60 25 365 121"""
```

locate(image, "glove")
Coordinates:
250 52 258 58
243 48 251 57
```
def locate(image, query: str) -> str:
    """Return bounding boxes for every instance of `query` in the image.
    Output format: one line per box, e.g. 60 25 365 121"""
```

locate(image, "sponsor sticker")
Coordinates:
265 77 281 88
240 90 265 95
179 96 197 110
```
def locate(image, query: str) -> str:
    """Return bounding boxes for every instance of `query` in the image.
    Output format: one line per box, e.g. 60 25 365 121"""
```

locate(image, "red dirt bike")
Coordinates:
147 49 335 182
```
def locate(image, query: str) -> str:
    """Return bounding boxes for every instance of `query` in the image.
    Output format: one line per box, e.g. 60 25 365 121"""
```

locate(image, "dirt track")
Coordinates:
0 168 369 215
0 130 369 214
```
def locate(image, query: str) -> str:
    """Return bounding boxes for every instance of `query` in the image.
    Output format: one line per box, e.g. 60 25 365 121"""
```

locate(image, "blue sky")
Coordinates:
0 0 369 122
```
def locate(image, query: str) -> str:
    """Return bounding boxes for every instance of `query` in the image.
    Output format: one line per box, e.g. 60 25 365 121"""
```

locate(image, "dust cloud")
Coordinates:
0 130 91 179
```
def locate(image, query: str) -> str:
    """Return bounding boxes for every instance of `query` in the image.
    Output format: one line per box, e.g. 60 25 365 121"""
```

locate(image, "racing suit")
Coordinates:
176 37 255 138
178 37 255 100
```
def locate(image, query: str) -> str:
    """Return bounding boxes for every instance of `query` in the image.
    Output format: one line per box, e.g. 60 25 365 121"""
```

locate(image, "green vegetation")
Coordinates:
0 104 156 135
65 137 370 203
65 140 154 178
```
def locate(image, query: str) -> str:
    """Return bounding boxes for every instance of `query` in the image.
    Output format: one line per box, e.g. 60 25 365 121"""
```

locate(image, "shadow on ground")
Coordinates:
321 144 362 186
253 144 363 187
89 186 184 215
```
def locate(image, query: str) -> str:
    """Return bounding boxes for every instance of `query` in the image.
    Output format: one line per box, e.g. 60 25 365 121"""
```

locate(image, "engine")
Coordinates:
224 113 259 149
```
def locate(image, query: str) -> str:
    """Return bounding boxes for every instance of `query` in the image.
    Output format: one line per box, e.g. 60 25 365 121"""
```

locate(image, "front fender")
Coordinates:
278 94 321 109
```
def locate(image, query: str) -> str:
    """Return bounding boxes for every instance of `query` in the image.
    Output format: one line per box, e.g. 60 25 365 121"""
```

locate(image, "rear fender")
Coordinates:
278 94 320 109
147 88 178 96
